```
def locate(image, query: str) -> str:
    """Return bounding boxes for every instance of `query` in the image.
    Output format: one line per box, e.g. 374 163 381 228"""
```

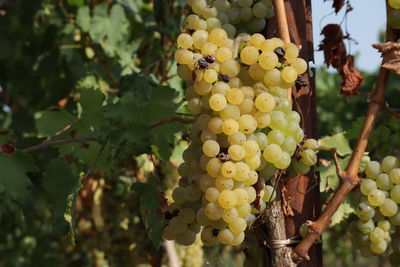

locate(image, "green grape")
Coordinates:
293 160 310 175
357 219 375 234
377 220 391 232
381 156 399 174
304 139 319 150
228 217 247 234
300 149 317 166
201 227 217 246
356 202 375 221
376 173 393 191
367 189 386 207
379 198 398 217
360 179 377 196
370 239 387 254
217 229 234 244
365 161 381 179
267 129 285 146
218 190 238 209
391 184 400 204
389 0 400 8
390 168 400 184
370 227 385 243
263 185 276 202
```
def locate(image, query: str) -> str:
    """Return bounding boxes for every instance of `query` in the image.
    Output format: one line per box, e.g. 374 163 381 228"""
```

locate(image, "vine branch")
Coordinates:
23 137 95 153
293 1 395 261
148 117 194 130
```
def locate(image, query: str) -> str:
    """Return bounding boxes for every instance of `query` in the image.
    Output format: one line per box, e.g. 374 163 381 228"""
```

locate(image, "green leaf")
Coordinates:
42 159 81 234
132 182 164 247
89 3 128 55
76 6 91 32
68 0 85 7
0 152 37 199
78 88 106 120
319 133 352 156
331 201 354 226
35 108 76 138
116 0 143 23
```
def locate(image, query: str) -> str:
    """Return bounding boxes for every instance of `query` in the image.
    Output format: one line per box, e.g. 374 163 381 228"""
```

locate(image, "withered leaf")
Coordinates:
339 56 364 96
332 0 345 13
319 24 347 68
373 42 400 76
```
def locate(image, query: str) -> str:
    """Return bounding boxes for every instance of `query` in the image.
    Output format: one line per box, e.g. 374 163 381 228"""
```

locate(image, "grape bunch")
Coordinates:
389 0 400 30
350 156 400 262
163 0 320 247
186 0 275 37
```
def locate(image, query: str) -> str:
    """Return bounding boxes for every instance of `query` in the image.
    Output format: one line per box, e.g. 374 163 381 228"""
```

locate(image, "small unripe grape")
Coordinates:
304 139 319 150
300 149 317 166
357 219 375 234
376 173 393 191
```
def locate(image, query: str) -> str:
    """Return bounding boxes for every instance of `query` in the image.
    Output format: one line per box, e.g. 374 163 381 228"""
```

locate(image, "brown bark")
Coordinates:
266 1 322 266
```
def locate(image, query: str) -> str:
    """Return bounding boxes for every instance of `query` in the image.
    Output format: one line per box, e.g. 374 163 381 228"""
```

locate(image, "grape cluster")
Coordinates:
186 0 274 37
175 236 204 267
389 0 400 30
164 0 320 247
350 156 400 260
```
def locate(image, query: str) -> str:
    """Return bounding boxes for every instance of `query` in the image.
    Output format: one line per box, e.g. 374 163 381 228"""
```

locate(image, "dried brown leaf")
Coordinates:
332 0 345 13
281 185 294 217
373 42 400 76
318 24 347 68
339 56 364 96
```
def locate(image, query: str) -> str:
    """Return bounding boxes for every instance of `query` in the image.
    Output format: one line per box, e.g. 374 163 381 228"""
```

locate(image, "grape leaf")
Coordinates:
116 0 143 23
35 108 76 138
0 152 37 199
76 6 91 32
319 133 352 156
42 159 81 234
331 201 354 226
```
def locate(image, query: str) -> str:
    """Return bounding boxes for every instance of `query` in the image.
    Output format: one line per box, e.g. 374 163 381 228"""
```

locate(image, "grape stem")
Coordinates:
368 98 400 121
148 117 194 130
292 1 395 262
23 137 95 153
317 146 345 180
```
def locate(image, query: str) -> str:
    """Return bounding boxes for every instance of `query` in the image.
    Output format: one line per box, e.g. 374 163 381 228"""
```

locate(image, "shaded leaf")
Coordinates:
76 6 91 32
331 201 354 226
35 108 76 138
319 132 352 156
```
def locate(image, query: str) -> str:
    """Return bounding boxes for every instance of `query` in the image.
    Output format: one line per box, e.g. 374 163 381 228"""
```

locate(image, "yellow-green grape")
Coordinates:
175 49 194 64
218 190 238 209
259 51 279 70
271 37 285 48
212 81 230 95
238 98 255 114
275 152 291 169
193 30 209 49
227 7 241 24
209 93 227 111
365 161 381 179
215 176 234 191
267 130 285 146
220 104 240 120
221 161 237 178
246 186 257 203
204 69 218 83
201 227 217 246
243 140 260 157
240 7 253 21
284 43 299 60
234 188 249 205
221 119 239 135
179 208 196 224
254 111 271 128
255 92 276 112
229 217 247 234
260 39 275 51
376 173 393 191
228 131 246 145
194 19 207 30
184 185 202 201
177 33 193 49
223 208 239 223
202 6 218 19
248 63 266 81
201 42 218 55
185 14 200 29
247 17 266 32
229 77 242 88
230 232 245 246
177 64 193 80
389 211 400 226
199 174 214 191
221 59 241 77
368 189 386 207
299 223 308 238
176 230 197 246
281 136 297 155
208 117 223 134
291 58 308 74
382 156 399 174
360 179 377 196
222 24 237 38
209 28 228 47
252 2 268 18
256 132 268 149
169 217 188 234
217 228 234 244
214 0 231 12
370 227 385 244
300 149 317 166
202 140 220 157
240 46 259 65
205 187 220 202
238 0 253 7
216 47 233 62
263 185 276 202
264 69 281 87
234 162 250 182
287 110 301 123
226 88 244 105
370 239 387 254
205 202 224 220
241 86 255 99
263 144 282 163
194 79 212 95
196 208 212 226
391 185 400 204
245 170 258 186
249 33 265 49
207 17 222 31
238 114 257 134
206 157 222 177
281 66 298 83
379 198 398 217
357 219 375 234
304 138 319 150
356 202 375 221
389 0 400 8
172 187 187 204
237 202 252 217
228 145 246 161
245 154 261 170
293 160 310 174
200 129 217 142
390 168 400 184
377 220 390 232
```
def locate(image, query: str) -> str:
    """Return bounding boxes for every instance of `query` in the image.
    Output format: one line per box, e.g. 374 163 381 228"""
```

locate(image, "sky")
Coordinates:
311 0 386 72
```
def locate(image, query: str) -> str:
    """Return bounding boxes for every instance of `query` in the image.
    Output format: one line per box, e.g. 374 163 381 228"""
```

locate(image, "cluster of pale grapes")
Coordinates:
350 156 400 264
162 163 181 203
175 237 204 267
163 0 320 247
389 0 400 30
186 0 274 38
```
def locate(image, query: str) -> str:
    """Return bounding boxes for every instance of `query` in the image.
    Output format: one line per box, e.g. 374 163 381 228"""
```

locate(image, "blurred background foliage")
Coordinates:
0 0 399 266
